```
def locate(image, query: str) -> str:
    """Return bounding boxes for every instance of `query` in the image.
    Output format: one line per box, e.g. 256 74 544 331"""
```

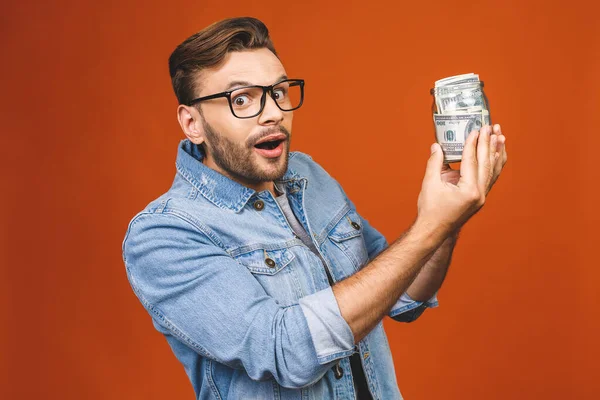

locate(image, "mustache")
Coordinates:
250 126 291 146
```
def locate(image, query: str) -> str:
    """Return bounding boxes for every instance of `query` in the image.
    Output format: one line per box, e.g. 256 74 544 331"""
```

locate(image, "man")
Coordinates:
122 17 507 400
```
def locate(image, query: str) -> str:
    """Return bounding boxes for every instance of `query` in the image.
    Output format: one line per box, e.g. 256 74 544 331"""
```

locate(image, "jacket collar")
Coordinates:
175 139 304 213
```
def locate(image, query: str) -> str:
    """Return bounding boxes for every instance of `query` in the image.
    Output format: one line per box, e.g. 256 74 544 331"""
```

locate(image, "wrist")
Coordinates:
447 227 460 243
408 216 450 252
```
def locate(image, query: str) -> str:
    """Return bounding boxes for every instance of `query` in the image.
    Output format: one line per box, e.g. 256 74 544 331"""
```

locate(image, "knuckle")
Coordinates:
477 195 486 208
466 188 480 203
465 188 486 207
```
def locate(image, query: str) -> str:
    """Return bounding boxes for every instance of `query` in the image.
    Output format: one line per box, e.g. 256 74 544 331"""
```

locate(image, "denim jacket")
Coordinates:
122 140 438 399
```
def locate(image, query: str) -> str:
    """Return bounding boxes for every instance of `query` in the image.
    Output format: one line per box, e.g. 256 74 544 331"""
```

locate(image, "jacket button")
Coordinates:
351 221 361 230
253 200 265 211
265 258 276 268
333 363 344 379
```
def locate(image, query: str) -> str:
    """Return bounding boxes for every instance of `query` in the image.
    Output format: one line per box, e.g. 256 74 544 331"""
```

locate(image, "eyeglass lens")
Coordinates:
230 80 302 118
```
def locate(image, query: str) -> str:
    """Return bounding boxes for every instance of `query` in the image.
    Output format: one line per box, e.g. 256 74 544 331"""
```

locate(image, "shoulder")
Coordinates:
289 150 314 165
122 195 219 259
288 151 337 183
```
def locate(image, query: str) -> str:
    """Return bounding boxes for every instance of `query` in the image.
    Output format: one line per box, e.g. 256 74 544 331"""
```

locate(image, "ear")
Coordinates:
177 104 205 145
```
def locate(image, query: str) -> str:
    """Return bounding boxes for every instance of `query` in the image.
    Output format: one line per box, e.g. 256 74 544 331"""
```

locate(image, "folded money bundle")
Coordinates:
431 73 491 163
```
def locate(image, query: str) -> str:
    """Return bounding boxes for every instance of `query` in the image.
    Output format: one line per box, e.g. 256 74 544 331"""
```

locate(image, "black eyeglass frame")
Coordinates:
187 78 305 119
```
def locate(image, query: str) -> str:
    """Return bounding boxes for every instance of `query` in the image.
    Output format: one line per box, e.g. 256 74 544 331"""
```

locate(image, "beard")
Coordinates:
201 119 291 184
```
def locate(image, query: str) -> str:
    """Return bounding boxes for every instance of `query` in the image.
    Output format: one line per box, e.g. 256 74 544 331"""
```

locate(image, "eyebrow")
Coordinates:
224 75 288 91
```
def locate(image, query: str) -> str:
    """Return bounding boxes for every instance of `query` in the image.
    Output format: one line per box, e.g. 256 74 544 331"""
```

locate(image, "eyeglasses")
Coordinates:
187 78 305 119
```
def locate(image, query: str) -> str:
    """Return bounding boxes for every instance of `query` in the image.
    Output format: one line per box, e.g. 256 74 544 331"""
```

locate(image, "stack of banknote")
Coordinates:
432 73 491 162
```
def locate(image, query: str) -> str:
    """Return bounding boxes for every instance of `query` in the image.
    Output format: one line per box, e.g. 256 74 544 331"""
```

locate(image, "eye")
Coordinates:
233 94 250 107
273 88 286 101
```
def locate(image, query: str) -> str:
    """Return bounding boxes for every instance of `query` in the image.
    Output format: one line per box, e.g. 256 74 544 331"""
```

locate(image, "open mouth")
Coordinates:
254 139 285 150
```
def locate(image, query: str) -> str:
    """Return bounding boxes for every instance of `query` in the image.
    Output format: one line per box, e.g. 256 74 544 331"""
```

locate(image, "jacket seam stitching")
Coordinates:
161 207 229 251
205 360 223 400
124 263 221 362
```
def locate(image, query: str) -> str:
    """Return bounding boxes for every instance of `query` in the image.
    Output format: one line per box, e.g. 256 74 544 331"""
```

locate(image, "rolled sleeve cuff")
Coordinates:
389 292 439 320
299 287 355 365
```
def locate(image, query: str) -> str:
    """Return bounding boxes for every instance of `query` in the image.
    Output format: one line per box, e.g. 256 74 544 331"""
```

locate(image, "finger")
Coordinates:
424 143 444 183
488 153 501 193
441 162 453 173
458 130 479 186
498 135 507 168
488 125 506 191
490 135 507 189
495 134 507 168
490 134 498 165
488 134 500 187
477 125 493 191
492 125 502 157
492 123 501 136
494 124 506 153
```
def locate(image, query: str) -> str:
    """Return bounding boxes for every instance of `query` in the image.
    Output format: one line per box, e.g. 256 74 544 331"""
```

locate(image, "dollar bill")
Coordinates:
435 73 479 88
436 86 485 113
433 111 491 162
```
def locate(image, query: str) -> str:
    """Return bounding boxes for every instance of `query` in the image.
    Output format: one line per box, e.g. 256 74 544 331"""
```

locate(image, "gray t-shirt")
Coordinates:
274 182 326 266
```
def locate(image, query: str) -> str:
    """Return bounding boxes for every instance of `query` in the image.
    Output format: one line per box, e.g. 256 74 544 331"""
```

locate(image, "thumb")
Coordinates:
424 143 443 182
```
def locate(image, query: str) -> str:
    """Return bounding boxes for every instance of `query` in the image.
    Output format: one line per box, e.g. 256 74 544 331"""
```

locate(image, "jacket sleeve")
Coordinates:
336 183 439 323
122 210 355 389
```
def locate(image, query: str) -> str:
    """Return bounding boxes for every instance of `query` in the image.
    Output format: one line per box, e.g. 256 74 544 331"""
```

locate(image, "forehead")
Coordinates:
196 48 287 95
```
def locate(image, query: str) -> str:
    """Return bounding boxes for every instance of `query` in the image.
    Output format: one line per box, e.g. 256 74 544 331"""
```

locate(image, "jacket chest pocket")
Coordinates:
233 247 302 306
327 210 369 272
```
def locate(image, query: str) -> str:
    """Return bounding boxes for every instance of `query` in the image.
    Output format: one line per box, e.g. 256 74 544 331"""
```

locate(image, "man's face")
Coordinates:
189 48 293 188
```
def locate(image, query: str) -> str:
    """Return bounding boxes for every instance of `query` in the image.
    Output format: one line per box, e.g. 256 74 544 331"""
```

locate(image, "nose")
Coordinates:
257 91 284 125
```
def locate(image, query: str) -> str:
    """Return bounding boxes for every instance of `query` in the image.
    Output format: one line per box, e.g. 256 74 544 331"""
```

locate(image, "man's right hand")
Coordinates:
416 125 501 237
334 125 506 343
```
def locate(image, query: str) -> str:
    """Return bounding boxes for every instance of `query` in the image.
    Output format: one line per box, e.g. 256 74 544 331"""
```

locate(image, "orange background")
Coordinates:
2 0 599 399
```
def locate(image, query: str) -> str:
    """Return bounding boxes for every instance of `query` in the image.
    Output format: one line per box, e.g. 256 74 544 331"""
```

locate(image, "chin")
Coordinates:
262 158 288 178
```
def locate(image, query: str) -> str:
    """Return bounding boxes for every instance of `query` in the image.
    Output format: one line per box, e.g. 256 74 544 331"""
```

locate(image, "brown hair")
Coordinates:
168 17 278 105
